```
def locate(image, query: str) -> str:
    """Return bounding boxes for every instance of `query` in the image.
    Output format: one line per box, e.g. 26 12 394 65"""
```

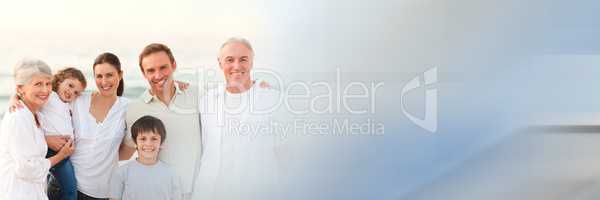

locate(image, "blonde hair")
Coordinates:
13 58 52 85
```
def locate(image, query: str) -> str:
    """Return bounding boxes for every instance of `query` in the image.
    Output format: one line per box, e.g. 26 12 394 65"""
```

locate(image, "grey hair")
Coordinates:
13 58 52 85
218 37 255 59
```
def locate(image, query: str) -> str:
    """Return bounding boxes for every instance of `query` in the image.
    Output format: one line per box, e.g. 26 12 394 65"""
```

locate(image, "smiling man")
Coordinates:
121 43 202 200
219 39 254 93
194 37 286 200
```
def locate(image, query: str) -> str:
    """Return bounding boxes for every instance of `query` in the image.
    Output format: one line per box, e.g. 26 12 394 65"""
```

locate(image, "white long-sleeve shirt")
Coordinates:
70 93 128 198
194 83 284 200
0 106 51 200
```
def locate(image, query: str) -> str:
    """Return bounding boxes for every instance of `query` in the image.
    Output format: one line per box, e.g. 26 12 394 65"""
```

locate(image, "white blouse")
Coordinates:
70 93 128 198
0 106 51 200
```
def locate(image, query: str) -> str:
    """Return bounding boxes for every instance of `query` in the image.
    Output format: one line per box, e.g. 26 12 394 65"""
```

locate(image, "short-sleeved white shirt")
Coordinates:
39 92 73 137
70 93 128 198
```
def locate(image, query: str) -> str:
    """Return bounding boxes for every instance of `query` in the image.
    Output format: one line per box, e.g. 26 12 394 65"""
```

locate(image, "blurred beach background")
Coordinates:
0 48 219 115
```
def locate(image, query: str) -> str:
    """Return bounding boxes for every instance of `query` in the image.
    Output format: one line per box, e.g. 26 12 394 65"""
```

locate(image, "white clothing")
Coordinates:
70 93 128 198
125 82 202 198
194 83 284 200
109 159 182 200
39 92 73 137
0 107 51 200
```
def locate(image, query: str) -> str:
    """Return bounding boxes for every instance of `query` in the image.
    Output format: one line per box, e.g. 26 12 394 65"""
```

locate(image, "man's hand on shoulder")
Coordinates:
259 81 270 89
175 80 190 91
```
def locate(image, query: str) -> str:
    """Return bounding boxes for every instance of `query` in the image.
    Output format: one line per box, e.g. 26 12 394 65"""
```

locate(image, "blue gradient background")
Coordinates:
2 0 600 199
266 1 600 199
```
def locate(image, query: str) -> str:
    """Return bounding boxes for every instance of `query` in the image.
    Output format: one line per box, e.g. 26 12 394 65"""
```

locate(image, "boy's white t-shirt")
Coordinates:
39 92 74 137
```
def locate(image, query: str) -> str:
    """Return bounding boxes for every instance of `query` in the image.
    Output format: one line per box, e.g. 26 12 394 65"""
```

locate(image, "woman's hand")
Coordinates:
8 94 23 113
46 136 68 152
57 138 75 158
49 138 75 167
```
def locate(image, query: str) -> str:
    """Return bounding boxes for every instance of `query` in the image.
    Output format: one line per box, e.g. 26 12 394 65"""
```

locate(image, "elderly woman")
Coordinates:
0 58 75 199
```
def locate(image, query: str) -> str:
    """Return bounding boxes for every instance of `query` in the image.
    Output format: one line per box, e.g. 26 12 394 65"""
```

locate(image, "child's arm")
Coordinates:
8 93 23 112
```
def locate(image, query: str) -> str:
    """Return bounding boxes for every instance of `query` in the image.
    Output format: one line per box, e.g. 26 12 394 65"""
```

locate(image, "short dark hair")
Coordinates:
131 115 167 145
139 43 175 72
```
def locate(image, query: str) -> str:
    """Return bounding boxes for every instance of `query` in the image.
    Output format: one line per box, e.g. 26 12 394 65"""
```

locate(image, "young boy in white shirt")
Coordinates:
109 115 182 200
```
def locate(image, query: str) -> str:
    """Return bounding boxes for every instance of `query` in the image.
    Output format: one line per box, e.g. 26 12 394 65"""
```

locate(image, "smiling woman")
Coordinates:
69 52 130 199
93 53 124 98
0 58 74 199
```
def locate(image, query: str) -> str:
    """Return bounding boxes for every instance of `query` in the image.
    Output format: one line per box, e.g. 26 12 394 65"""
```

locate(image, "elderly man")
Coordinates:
120 43 202 200
194 38 286 200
